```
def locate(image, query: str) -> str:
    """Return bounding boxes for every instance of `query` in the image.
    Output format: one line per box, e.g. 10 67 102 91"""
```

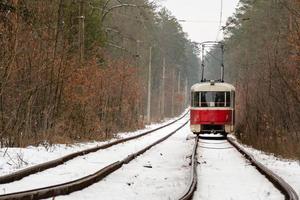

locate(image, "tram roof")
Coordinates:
191 82 235 92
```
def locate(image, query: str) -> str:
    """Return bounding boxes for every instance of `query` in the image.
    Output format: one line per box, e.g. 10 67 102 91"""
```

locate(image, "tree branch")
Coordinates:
101 4 144 24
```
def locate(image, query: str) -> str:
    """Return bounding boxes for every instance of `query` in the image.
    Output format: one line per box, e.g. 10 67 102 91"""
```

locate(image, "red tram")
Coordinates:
190 80 235 135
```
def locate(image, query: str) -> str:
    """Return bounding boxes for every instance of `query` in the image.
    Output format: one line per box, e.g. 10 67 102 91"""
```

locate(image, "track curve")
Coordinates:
0 111 189 184
178 136 198 200
178 135 299 200
227 137 299 200
0 120 189 200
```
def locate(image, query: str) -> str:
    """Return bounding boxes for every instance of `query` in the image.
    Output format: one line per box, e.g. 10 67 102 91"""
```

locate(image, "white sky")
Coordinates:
158 0 239 43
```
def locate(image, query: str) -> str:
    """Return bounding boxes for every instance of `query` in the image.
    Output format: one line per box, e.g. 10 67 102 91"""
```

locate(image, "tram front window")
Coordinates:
201 92 230 107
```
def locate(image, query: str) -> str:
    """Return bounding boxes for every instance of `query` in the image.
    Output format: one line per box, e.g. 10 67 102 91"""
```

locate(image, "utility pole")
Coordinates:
184 77 188 109
136 40 140 67
161 57 166 118
135 40 142 122
147 46 152 123
178 71 181 93
78 0 85 63
221 43 225 82
122 37 126 58
201 45 205 82
177 71 181 114
171 69 175 117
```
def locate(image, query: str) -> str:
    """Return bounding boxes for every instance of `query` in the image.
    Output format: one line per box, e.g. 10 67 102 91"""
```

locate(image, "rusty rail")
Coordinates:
227 137 299 200
177 135 198 200
0 121 189 200
177 135 299 200
0 111 189 184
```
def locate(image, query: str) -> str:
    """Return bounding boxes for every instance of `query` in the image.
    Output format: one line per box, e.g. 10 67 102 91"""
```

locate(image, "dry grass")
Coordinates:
237 130 300 160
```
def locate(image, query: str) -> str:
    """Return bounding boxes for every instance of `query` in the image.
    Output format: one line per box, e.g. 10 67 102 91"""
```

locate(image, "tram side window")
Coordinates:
232 91 235 107
226 92 231 107
191 92 200 107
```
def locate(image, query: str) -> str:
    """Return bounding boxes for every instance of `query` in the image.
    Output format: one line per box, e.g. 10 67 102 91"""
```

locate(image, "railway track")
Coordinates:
0 115 189 200
1 117 298 200
178 135 198 200
178 135 299 200
0 111 189 185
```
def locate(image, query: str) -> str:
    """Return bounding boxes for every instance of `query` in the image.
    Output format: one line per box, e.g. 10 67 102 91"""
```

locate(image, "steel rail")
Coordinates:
178 135 299 200
177 135 199 200
0 120 189 200
0 111 189 184
227 137 299 200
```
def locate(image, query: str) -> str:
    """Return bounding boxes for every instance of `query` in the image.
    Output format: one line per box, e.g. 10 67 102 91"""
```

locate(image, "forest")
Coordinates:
221 0 300 159
1 0 299 161
0 0 200 147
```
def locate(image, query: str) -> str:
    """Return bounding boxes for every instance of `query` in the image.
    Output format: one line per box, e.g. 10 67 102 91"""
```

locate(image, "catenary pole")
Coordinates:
79 0 85 63
185 77 188 108
171 69 175 116
161 57 166 118
147 46 152 123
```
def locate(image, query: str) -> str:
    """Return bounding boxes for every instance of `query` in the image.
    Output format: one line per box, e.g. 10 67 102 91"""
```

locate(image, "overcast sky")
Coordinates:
157 0 239 43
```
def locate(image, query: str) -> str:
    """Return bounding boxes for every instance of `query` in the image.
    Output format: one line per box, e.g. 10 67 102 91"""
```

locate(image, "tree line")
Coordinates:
220 0 300 159
0 0 200 147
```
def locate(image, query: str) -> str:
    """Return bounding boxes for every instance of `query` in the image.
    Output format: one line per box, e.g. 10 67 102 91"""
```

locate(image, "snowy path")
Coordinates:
193 138 284 200
0 115 189 195
0 114 187 176
237 141 300 197
48 120 194 200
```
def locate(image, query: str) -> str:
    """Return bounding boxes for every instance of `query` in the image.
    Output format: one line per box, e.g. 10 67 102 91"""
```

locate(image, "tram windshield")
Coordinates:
191 91 231 107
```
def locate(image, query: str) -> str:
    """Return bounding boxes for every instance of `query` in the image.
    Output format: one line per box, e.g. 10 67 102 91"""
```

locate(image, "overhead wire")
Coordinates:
205 49 222 63
216 0 223 41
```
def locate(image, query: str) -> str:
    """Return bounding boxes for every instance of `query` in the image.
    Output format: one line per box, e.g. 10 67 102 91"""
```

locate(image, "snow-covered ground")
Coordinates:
1 112 299 200
49 120 193 200
234 138 300 197
194 137 284 200
0 113 186 176
0 114 190 195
